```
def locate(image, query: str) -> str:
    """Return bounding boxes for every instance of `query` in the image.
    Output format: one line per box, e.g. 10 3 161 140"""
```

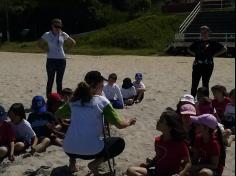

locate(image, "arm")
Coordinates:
214 45 227 57
37 39 48 52
178 156 191 176
8 141 15 161
115 86 124 106
103 104 136 129
187 48 195 56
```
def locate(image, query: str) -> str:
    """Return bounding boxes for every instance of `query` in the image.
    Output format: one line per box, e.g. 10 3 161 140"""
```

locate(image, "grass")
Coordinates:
0 13 186 56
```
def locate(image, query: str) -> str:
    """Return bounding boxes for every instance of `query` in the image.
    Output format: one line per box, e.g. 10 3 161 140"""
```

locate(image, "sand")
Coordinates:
0 52 234 176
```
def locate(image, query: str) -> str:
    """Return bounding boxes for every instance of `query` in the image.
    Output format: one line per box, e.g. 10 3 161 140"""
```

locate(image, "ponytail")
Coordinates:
70 81 93 105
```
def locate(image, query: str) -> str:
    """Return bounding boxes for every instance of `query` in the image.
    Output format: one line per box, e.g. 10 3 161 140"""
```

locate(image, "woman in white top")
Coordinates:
38 18 76 97
57 71 136 173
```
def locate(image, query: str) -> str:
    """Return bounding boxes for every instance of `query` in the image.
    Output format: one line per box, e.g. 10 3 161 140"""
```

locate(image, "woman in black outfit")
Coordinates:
188 26 227 98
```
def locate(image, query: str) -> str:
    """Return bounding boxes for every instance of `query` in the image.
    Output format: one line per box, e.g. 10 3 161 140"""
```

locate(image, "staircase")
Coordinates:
169 0 235 57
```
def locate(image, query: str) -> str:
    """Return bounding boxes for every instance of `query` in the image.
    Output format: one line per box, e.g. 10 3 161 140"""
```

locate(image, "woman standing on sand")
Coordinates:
188 26 226 98
38 18 76 97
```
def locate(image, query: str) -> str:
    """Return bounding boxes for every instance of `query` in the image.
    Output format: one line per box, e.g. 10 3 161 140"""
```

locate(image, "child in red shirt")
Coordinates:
211 85 231 121
0 105 15 162
127 110 191 176
190 114 226 176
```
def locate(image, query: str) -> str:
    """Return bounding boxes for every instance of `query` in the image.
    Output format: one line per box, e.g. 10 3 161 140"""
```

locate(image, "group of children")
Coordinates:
0 74 235 176
127 85 235 176
0 72 145 162
103 73 146 108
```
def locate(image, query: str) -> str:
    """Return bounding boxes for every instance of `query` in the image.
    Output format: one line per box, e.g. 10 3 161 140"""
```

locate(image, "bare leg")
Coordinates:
126 166 148 176
69 158 79 173
34 138 50 153
14 142 26 153
0 146 8 159
198 168 213 176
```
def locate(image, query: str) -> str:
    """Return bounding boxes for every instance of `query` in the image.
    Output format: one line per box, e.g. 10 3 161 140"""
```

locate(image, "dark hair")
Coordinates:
108 73 117 81
229 88 235 98
209 126 226 167
61 88 73 97
197 87 209 100
211 85 227 96
51 18 62 25
122 77 133 89
70 81 93 105
159 110 187 141
8 103 26 120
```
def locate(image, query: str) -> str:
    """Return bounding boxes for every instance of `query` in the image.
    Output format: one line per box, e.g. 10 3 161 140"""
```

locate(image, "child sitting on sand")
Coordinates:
223 88 235 133
8 103 46 154
133 73 146 103
127 110 191 176
0 105 15 162
61 88 73 102
28 96 62 147
190 114 226 176
103 73 124 109
121 77 137 106
47 93 64 114
211 85 231 121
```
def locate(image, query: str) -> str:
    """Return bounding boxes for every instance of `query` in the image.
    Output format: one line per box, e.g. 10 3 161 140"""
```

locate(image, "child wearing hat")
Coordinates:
190 114 226 176
121 78 137 106
28 96 63 147
133 73 146 103
47 93 64 114
0 105 15 162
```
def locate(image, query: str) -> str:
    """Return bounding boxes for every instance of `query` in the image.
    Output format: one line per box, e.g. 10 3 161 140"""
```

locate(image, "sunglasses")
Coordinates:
53 25 62 29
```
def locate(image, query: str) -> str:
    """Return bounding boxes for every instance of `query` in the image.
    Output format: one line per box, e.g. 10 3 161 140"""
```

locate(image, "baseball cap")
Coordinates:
0 105 7 121
47 93 62 102
190 114 218 129
31 96 47 113
84 71 108 86
180 94 195 105
180 104 196 115
135 73 143 81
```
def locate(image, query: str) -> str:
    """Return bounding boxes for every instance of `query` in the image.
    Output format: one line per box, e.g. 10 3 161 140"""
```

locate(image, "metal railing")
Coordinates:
201 0 235 10
179 2 201 33
175 32 235 42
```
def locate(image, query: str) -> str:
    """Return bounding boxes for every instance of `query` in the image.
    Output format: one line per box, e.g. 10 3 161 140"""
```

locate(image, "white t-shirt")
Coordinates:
63 95 110 155
121 86 137 99
103 83 124 103
11 119 36 144
224 103 235 122
133 81 145 89
41 31 69 59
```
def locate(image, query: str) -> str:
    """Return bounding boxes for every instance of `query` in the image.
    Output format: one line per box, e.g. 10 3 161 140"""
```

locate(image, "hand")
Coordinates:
127 118 136 126
8 155 15 162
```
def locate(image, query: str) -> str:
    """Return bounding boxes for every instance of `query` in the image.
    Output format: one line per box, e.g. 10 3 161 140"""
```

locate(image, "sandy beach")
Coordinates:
0 52 234 176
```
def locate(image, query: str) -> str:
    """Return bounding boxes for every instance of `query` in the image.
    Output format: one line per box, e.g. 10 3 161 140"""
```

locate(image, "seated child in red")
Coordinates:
127 110 191 176
0 120 15 161
211 85 231 120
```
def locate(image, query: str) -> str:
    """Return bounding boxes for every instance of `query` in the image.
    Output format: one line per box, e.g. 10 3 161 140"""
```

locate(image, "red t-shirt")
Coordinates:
154 136 189 176
212 97 231 119
193 134 223 174
0 121 16 146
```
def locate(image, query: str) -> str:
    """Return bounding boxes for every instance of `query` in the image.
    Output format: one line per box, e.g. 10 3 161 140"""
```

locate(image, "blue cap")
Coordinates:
0 105 7 121
135 73 143 81
31 96 47 113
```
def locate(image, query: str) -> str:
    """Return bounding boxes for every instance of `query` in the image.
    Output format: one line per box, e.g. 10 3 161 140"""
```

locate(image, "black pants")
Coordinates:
191 63 214 98
66 137 125 161
46 59 66 96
